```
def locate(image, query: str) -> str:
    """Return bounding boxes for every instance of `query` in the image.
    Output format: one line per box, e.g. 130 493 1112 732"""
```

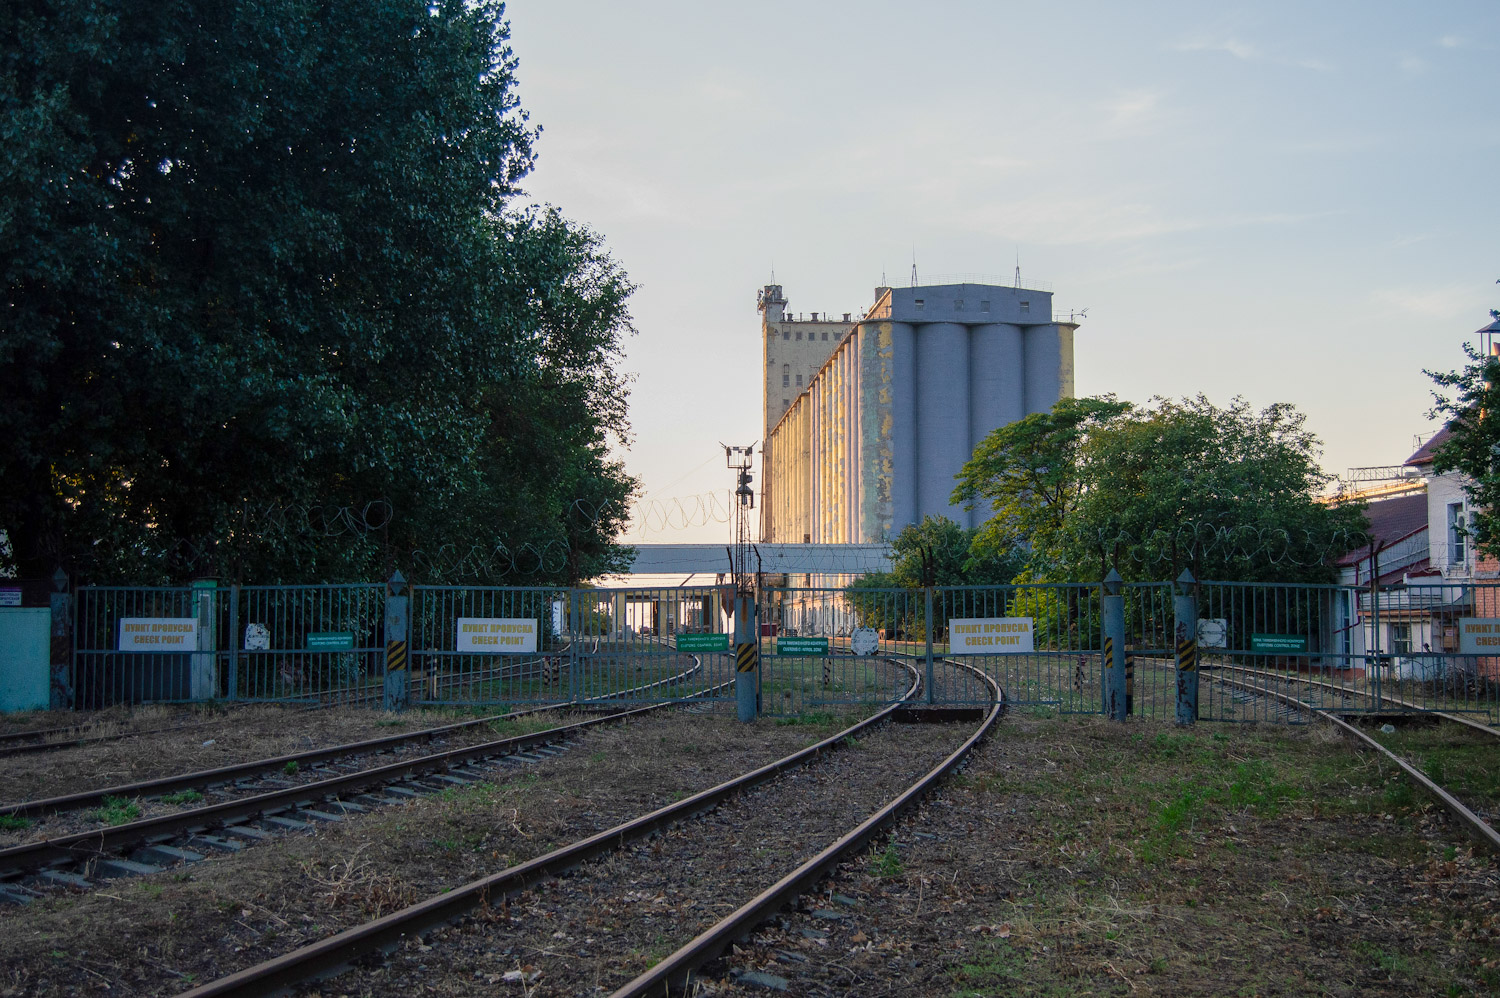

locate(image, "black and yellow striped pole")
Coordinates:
383 569 409 711
734 592 758 721
1102 569 1127 721
1174 568 1199 725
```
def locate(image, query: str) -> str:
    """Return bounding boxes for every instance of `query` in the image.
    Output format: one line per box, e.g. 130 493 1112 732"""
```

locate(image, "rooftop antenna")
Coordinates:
910 249 918 288
1014 248 1021 288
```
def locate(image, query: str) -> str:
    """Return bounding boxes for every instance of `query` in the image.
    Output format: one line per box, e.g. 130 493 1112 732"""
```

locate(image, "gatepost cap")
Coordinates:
388 569 406 595
1176 568 1197 594
1103 568 1122 595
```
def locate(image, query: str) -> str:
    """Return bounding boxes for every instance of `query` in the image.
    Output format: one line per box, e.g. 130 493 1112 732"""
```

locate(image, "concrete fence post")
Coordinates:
1174 569 1199 726
383 570 409 711
734 592 757 722
1102 569 1126 721
49 568 73 709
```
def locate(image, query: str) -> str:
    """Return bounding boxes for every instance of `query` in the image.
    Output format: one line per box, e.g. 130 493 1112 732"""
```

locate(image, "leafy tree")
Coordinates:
844 515 1025 633
0 0 635 584
1426 296 1500 560
952 396 1132 572
955 396 1366 583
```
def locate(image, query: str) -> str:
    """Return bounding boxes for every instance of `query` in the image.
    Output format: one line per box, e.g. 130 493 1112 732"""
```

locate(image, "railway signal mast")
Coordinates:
724 443 759 721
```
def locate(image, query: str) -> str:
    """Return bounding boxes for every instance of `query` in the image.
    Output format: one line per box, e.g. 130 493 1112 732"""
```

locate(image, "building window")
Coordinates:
782 398 789 408
1391 623 1412 656
781 364 789 388
955 299 964 311
914 299 925 310
795 374 803 386
1020 301 1030 313
980 300 990 311
1449 502 1467 567
821 331 828 340
781 329 789 340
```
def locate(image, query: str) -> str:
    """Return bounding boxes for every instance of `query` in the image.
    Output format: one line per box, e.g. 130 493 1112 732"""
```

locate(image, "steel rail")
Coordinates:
1211 674 1500 854
1216 663 1500 737
0 651 706 820
608 660 1004 998
0 705 545 820
1 663 724 876
0 701 668 876
175 661 922 998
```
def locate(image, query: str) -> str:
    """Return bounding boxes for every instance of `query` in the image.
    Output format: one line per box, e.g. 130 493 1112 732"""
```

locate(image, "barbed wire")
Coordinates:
1062 518 1373 574
628 490 734 536
243 500 395 538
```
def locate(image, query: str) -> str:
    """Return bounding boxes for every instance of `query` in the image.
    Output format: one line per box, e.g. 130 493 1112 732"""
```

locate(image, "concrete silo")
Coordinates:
761 280 1077 544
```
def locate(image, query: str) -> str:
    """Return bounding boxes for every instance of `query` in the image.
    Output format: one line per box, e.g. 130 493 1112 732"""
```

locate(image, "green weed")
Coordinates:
92 796 142 826
0 814 32 830
283 760 300 776
160 789 204 805
871 840 904 879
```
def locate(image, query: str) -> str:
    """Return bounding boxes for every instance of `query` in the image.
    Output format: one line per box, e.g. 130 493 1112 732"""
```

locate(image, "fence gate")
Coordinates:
410 586 565 707
74 583 385 707
1177 580 1500 725
565 585 734 705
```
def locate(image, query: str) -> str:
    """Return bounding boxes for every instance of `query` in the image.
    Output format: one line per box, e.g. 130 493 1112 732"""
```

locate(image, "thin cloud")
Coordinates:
1173 34 1333 71
1176 36 1259 60
1372 285 1477 320
1107 89 1167 130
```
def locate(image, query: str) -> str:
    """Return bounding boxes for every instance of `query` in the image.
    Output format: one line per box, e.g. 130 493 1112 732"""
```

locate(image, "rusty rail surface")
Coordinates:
175 661 923 998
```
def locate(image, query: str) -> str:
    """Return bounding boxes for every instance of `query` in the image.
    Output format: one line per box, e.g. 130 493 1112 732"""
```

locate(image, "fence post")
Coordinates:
734 591 758 722
1174 569 1199 725
1102 569 1126 720
228 584 240 701
49 568 74 709
568 589 581 704
382 570 409 711
918 588 930 705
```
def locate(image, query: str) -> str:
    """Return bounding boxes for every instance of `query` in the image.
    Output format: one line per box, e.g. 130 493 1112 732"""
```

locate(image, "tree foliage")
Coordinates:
954 396 1366 583
1 0 636 584
843 515 1025 633
1427 298 1500 561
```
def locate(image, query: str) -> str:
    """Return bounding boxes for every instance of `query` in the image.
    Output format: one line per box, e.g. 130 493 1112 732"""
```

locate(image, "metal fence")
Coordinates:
67 577 1500 723
74 583 385 707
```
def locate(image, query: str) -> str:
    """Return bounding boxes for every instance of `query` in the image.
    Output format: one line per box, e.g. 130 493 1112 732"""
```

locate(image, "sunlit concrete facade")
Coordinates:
761 282 1076 543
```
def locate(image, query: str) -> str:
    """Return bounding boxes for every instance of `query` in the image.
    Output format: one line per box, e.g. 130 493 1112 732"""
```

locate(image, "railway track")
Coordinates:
0 642 598 758
1215 662 1500 735
167 659 999 997
1205 671 1500 855
0 702 649 904
0 656 716 900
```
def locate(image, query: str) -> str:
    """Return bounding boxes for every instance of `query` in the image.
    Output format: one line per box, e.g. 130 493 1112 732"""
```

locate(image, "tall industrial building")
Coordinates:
760 280 1077 544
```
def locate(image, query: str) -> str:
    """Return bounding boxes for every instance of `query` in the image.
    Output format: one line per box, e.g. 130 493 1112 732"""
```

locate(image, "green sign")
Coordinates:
675 632 728 652
776 636 829 656
1251 633 1307 654
306 631 355 651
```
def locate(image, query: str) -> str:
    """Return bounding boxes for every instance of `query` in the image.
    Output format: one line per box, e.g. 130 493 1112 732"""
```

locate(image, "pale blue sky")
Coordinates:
507 1 1499 545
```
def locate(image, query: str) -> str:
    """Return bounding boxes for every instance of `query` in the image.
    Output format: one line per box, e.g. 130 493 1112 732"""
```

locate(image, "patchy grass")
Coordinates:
90 796 142 826
159 789 204 806
717 714 1500 997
